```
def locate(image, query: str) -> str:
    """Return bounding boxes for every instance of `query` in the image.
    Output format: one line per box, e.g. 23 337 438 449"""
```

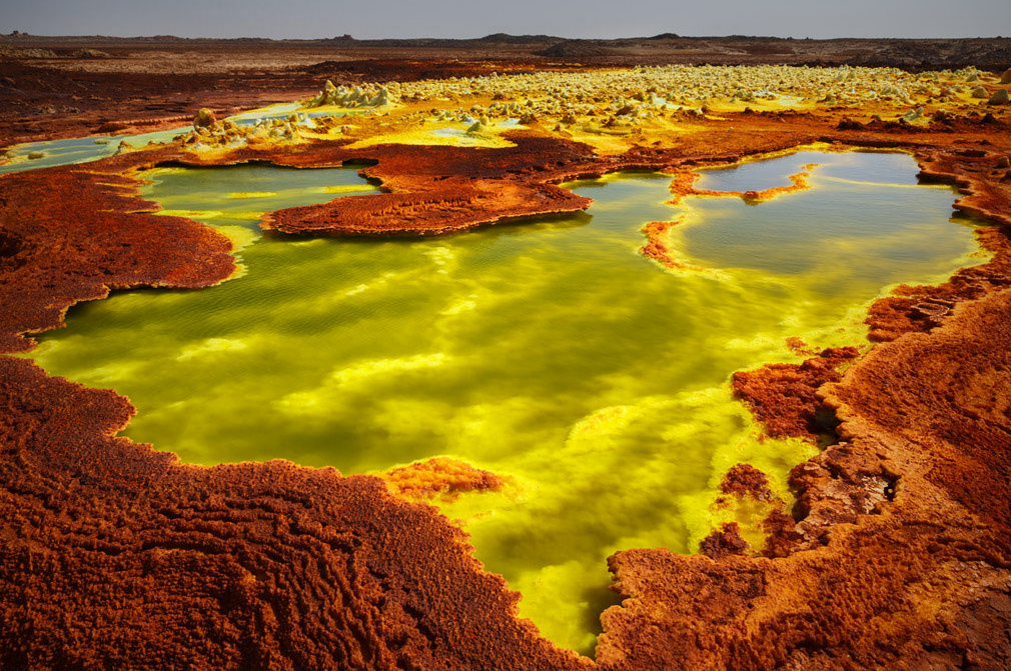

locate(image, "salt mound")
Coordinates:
988 89 1009 105
193 108 218 129
305 80 391 109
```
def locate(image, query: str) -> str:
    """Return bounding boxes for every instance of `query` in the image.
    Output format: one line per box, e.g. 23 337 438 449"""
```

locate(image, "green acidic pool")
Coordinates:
26 150 984 655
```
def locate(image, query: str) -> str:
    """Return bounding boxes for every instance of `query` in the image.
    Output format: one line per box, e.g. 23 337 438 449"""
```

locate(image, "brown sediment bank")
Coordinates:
1 90 1011 669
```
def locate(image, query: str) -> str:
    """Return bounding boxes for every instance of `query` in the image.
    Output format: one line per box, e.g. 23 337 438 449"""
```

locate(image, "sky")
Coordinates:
3 0 1010 40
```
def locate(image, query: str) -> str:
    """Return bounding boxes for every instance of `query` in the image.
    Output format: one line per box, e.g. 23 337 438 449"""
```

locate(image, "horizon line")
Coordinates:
4 31 1010 42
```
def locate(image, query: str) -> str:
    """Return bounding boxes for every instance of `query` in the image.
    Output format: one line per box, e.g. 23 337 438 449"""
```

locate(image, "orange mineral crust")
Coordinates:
866 226 1011 342
718 463 777 502
641 162 816 270
865 142 1011 342
230 135 600 235
0 356 590 671
667 164 815 205
2 94 1011 669
731 347 859 441
382 457 504 502
0 165 236 353
639 218 686 269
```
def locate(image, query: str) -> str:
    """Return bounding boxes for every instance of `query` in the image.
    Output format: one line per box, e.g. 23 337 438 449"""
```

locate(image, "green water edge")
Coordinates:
23 148 987 656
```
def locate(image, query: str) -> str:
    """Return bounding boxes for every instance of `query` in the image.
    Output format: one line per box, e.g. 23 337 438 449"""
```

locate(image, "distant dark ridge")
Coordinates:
476 33 562 44
317 34 565 49
536 39 613 57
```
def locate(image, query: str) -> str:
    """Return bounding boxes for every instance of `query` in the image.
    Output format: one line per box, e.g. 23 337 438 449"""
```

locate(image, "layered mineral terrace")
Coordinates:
1 62 1010 669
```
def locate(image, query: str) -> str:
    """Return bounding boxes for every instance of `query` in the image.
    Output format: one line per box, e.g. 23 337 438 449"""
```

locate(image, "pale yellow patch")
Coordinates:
346 126 515 150
322 184 381 194
227 191 278 199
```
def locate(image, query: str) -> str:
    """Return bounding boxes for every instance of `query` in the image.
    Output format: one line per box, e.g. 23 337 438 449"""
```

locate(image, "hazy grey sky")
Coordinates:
4 0 1010 40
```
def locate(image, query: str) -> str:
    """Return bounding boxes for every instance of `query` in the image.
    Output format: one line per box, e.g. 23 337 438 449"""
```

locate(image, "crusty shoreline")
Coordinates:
1 97 1010 668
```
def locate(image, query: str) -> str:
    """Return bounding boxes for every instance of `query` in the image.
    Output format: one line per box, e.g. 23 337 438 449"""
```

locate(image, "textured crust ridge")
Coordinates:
731 347 860 441
0 356 591 671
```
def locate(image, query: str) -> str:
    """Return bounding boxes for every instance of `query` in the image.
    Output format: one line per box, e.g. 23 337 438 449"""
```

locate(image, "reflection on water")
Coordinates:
680 151 970 279
25 151 983 655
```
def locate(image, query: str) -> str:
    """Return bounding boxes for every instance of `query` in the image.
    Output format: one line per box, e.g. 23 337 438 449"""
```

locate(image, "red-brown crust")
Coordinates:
699 523 750 560
731 347 859 441
864 142 1011 342
0 165 236 352
382 457 504 501
638 218 686 269
865 226 1011 342
596 126 1011 671
825 288 1011 540
718 463 777 502
259 135 606 236
0 355 590 670
2 105 1011 668
598 286 1011 666
668 164 814 205
640 158 818 270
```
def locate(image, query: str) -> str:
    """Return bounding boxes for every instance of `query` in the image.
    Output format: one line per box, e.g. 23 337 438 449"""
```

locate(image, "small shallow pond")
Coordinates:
0 128 189 174
26 150 983 655
0 104 357 175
